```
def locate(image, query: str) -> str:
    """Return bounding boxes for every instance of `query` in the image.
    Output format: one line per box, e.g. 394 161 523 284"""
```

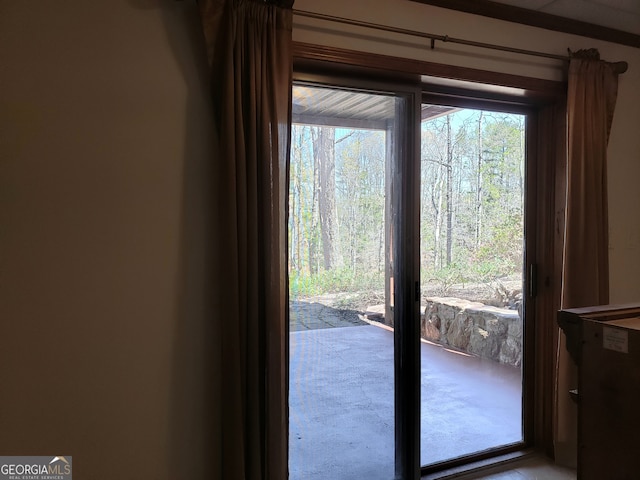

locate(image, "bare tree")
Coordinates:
475 111 483 249
312 126 339 271
445 114 453 266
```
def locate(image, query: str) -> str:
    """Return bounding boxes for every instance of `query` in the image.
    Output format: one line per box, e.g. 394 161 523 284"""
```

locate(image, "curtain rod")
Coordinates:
293 9 628 74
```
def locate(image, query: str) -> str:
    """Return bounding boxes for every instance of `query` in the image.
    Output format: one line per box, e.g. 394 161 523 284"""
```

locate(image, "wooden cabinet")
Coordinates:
558 304 640 480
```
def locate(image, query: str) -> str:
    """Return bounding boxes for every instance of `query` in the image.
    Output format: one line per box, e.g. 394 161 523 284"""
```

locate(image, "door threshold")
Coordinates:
421 449 537 480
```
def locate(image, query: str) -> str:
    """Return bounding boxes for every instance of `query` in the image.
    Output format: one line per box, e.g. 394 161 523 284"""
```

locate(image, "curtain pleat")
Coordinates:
199 1 293 478
555 50 619 467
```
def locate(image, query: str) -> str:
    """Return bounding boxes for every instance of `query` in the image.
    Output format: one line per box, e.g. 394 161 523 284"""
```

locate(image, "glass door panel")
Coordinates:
289 83 412 480
419 106 526 466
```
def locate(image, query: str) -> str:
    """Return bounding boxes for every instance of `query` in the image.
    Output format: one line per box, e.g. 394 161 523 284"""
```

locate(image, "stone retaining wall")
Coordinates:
421 297 522 367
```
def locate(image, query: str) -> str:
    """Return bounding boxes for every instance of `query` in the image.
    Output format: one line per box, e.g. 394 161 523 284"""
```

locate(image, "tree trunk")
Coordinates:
312 126 339 271
475 111 483 250
445 115 453 266
308 130 320 274
433 173 444 269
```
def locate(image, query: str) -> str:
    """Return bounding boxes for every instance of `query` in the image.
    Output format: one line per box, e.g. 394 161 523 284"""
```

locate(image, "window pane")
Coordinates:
420 106 525 466
289 84 404 480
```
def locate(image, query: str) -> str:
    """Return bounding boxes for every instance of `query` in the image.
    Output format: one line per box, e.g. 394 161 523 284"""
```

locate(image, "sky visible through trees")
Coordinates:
289 107 525 300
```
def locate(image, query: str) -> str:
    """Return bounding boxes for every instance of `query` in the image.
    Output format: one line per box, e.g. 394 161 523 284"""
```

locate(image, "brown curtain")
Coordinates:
199 1 294 478
554 49 619 467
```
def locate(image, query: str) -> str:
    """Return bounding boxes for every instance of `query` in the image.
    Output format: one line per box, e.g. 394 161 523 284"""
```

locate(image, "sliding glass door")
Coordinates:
288 81 420 480
419 104 527 467
288 75 535 479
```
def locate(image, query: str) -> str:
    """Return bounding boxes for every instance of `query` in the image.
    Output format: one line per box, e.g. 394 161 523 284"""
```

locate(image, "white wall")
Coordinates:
294 0 640 303
0 1 218 478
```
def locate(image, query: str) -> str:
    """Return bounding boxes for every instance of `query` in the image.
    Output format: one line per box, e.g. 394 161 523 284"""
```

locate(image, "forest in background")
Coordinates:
288 108 525 304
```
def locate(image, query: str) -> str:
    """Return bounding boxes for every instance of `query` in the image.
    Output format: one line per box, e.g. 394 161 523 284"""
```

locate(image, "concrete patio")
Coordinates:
289 307 523 480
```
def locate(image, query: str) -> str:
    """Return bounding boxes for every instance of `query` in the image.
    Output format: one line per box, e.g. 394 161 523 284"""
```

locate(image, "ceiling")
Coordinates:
292 85 395 128
292 85 459 128
491 0 640 35
409 0 640 47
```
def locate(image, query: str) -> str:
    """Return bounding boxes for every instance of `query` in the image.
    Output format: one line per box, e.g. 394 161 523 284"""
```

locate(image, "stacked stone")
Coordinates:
421 297 522 367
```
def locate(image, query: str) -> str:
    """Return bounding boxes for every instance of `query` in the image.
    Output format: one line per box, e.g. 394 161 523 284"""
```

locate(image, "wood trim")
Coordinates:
409 0 640 49
530 100 567 458
292 44 566 464
293 42 566 102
